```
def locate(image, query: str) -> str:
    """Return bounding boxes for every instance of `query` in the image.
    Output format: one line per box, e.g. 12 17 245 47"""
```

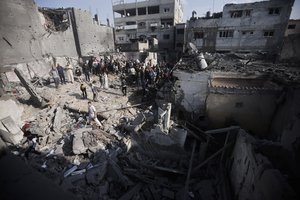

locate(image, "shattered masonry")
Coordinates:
0 0 300 200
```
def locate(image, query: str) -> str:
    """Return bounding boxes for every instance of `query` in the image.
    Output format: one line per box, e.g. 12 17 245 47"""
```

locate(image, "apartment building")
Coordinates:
185 0 294 53
112 0 183 52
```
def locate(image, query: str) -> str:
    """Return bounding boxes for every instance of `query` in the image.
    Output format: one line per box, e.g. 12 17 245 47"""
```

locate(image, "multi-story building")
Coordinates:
112 0 183 53
185 0 294 54
175 23 186 53
285 19 300 36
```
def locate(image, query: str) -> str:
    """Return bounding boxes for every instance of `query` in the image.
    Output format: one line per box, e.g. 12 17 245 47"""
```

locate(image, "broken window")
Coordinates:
177 29 184 34
194 32 204 39
125 8 136 17
241 30 254 36
219 30 234 38
245 10 252 17
114 10 125 18
148 6 160 14
161 19 173 29
163 34 170 40
138 22 146 29
138 7 146 15
288 24 296 29
164 8 170 13
126 21 136 25
269 7 281 15
230 10 243 18
39 8 70 32
264 30 274 37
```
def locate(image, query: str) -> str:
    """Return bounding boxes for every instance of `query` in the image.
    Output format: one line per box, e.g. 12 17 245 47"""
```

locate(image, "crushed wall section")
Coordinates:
0 0 44 65
229 130 296 200
73 9 115 56
172 71 210 118
0 0 115 79
206 92 278 136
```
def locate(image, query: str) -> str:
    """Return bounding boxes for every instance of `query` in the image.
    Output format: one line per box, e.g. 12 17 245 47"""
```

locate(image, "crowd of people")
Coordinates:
49 56 174 128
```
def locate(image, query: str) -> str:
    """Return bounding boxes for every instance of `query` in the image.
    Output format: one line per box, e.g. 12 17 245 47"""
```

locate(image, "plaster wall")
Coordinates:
206 92 278 136
173 71 210 118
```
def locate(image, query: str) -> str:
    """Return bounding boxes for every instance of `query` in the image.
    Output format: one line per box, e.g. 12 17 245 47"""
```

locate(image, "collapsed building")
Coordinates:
0 0 300 200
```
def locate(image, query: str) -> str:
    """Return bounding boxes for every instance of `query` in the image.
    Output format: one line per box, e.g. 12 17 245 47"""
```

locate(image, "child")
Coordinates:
80 83 87 99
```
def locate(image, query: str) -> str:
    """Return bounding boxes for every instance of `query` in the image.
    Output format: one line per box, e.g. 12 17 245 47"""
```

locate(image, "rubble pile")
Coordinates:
4 99 220 200
176 52 300 84
1 48 299 199
1 76 239 200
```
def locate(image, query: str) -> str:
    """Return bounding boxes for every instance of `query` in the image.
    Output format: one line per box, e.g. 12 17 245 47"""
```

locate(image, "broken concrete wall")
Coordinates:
172 71 210 119
205 72 282 136
206 90 279 136
270 88 300 178
185 18 220 52
280 33 300 61
0 0 78 80
37 9 78 58
0 0 44 65
73 9 115 56
229 130 295 200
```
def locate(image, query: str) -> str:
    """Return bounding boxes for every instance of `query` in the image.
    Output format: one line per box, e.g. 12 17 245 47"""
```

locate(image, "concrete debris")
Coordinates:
0 116 24 145
1 44 299 200
14 68 45 107
72 129 88 155
52 106 64 133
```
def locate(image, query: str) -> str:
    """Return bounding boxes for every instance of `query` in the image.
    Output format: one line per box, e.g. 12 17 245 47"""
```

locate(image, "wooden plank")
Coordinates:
181 124 202 141
192 142 233 174
186 121 215 140
183 140 196 200
205 126 240 135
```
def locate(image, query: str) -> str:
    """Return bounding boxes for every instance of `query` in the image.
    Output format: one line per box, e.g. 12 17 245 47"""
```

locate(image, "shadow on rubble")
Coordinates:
1 134 138 200
68 92 85 100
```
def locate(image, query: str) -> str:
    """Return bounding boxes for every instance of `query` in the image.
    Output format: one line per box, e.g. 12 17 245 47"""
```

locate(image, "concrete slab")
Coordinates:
0 116 23 144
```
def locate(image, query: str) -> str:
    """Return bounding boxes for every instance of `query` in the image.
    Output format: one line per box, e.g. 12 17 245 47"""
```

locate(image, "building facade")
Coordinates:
112 0 183 52
285 19 300 36
185 0 294 54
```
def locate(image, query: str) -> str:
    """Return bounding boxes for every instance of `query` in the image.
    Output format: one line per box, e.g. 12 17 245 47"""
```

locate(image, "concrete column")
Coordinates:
163 103 172 132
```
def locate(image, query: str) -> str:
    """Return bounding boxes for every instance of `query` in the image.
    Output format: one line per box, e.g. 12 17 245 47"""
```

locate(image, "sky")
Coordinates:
34 0 300 24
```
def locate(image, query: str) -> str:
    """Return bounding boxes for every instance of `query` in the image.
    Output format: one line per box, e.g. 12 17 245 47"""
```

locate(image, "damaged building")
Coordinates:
0 0 300 200
185 0 294 55
112 0 183 60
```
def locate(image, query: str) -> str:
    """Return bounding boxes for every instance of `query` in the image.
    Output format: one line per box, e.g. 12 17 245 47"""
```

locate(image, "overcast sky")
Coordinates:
34 0 300 24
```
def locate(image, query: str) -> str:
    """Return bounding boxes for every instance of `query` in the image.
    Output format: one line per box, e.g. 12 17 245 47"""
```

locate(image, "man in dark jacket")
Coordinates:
56 63 66 84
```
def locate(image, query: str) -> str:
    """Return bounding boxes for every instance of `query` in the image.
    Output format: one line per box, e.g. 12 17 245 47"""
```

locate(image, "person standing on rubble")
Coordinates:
90 81 98 102
65 62 74 83
121 74 127 96
56 63 66 84
50 66 60 88
82 61 90 82
80 82 87 99
88 101 102 128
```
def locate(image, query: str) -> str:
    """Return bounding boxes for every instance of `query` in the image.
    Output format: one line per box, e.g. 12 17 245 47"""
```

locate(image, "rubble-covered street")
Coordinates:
1 0 300 200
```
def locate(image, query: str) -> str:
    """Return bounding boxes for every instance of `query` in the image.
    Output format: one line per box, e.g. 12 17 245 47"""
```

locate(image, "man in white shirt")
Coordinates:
88 101 102 128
